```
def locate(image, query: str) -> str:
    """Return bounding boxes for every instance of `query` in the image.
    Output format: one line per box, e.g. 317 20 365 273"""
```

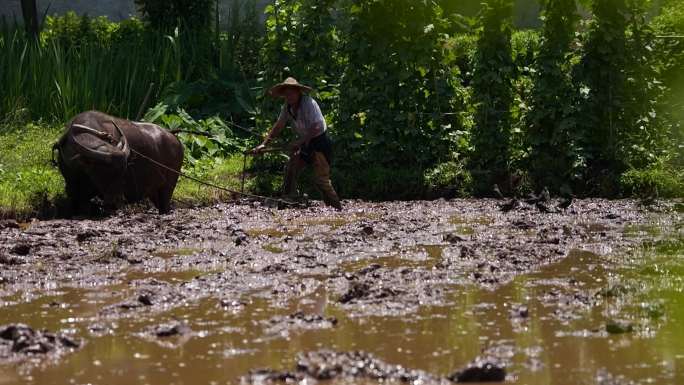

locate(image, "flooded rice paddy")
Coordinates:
0 199 682 384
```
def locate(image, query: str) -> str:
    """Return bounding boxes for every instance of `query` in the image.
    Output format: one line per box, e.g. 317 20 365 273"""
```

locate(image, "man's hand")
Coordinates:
250 143 267 155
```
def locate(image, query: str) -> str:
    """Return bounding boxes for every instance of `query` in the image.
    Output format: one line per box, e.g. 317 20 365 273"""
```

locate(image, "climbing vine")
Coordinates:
574 0 629 195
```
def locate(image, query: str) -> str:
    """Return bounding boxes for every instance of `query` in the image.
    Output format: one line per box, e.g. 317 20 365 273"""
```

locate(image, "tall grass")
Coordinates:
0 17 220 124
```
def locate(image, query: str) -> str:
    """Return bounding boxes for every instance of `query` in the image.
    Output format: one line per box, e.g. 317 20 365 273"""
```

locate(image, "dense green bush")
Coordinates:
334 0 472 197
134 0 214 32
469 0 515 195
569 0 680 197
524 0 580 192
336 1 459 164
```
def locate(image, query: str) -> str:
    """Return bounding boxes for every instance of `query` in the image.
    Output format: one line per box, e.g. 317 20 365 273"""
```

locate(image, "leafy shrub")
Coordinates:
620 163 684 198
446 34 478 85
512 29 540 69
144 103 247 165
159 78 255 120
423 160 473 198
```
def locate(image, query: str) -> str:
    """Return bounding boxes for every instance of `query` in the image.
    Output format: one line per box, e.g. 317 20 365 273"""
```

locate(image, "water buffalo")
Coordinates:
54 110 184 214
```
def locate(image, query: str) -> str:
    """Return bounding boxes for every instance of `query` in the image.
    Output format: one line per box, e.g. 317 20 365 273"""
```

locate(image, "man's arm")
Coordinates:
252 108 288 154
263 119 286 145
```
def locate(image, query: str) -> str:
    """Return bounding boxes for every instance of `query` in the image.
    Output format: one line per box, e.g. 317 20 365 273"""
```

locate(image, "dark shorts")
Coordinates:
299 132 333 166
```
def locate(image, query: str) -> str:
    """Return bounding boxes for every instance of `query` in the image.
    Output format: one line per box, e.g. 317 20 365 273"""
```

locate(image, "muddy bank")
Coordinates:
0 198 682 384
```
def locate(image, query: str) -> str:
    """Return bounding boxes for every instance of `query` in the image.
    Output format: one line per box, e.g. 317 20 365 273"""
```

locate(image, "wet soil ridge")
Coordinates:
0 324 80 361
263 311 337 335
243 349 508 384
242 350 447 384
137 321 194 348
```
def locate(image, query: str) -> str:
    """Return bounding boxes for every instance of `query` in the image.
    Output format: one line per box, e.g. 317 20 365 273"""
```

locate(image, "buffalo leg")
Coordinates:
156 188 172 214
61 164 98 216
65 182 96 216
156 172 180 214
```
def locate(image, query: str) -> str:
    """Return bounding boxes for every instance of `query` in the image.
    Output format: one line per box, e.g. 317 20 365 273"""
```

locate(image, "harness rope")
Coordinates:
127 146 302 208
58 121 302 208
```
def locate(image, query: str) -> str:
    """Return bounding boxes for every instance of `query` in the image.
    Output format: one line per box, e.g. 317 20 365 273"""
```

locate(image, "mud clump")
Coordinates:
356 263 381 276
76 229 101 243
605 320 634 334
449 358 506 383
229 224 249 245
0 220 20 230
360 225 374 236
152 322 192 338
0 253 25 265
338 281 372 304
444 233 466 243
244 369 305 383
138 321 195 348
0 324 81 359
263 312 337 335
9 243 31 256
242 350 441 384
337 280 404 305
101 279 188 316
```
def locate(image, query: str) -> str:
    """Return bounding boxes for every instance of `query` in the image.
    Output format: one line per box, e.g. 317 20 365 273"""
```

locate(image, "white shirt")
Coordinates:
276 95 327 138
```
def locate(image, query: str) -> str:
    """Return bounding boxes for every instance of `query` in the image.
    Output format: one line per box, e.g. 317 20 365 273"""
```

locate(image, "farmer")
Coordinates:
251 77 342 210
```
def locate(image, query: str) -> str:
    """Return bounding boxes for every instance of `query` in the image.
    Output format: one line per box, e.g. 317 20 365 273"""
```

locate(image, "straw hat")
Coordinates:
268 77 312 97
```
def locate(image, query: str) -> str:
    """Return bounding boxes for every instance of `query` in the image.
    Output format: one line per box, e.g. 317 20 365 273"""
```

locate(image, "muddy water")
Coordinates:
2 244 684 384
0 199 682 384
4 246 683 384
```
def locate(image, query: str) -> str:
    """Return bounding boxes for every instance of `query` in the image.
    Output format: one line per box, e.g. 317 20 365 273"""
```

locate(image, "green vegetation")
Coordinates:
0 0 682 218
0 123 64 219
